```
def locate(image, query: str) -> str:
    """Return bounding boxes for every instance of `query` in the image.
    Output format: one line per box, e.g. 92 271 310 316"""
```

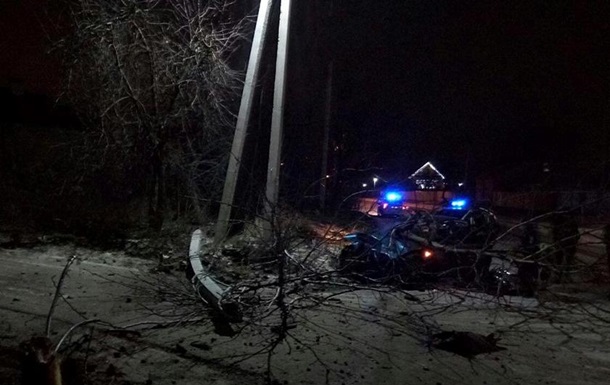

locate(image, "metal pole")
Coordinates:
263 0 293 238
215 0 274 245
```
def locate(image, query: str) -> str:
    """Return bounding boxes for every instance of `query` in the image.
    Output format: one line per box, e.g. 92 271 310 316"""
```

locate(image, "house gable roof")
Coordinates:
409 161 446 180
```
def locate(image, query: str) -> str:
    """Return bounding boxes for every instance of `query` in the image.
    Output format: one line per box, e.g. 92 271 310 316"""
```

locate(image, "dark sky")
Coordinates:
2 0 609 185
0 0 61 94
327 0 610 181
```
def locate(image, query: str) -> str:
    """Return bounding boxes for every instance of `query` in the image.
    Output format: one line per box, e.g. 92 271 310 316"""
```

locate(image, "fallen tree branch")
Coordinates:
46 255 78 338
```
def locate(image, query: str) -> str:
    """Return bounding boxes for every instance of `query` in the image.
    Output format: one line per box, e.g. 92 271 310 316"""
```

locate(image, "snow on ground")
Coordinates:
1 243 610 385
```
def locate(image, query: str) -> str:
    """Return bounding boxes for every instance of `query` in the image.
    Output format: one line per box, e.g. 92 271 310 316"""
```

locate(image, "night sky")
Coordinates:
0 1 61 94
327 0 610 183
2 0 609 187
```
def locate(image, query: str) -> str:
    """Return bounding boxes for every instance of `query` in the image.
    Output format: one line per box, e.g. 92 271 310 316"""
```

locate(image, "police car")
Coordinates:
377 189 413 217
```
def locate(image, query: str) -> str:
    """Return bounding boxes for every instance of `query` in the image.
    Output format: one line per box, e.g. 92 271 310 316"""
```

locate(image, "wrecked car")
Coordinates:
338 217 488 285
338 209 545 295
429 199 500 247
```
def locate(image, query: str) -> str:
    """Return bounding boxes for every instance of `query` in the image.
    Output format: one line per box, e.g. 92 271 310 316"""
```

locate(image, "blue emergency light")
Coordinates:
384 191 403 202
450 199 468 209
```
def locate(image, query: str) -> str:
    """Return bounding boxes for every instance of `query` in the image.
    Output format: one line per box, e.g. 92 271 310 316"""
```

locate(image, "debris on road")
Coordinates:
431 331 506 358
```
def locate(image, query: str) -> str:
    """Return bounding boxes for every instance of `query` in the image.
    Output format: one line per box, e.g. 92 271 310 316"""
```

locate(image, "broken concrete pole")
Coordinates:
189 229 241 323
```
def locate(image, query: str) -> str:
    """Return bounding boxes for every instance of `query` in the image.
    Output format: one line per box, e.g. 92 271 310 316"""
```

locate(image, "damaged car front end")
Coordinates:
337 210 548 295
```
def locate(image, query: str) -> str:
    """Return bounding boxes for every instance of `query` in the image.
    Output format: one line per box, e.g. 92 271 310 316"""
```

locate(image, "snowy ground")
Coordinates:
0 245 265 384
1 242 610 385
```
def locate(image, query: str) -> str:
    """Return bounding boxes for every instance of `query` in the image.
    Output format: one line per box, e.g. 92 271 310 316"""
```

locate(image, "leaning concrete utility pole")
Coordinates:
263 0 293 238
215 0 274 245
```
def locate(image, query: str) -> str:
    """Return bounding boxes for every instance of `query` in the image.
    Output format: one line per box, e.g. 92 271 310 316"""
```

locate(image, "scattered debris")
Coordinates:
431 331 506 358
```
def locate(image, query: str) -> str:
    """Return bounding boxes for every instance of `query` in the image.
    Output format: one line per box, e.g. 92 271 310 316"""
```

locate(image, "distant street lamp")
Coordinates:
373 177 378 188
362 183 368 188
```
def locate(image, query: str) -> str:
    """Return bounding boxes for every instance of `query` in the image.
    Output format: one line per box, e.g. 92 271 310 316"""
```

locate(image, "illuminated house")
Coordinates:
409 162 446 190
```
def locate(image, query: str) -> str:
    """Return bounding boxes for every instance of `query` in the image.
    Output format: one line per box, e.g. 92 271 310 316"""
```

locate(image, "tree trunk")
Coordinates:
148 147 164 232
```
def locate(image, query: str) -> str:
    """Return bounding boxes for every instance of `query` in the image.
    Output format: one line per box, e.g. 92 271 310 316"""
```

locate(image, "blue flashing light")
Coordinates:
450 199 468 209
384 191 403 202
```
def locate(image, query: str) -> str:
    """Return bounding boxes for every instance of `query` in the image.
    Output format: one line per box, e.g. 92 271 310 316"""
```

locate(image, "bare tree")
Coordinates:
55 0 251 230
